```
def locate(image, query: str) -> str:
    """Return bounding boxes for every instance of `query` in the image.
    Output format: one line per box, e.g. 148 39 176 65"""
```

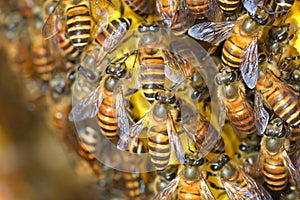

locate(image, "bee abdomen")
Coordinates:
97 98 118 139
125 0 153 15
78 127 98 162
140 56 165 103
263 157 288 191
57 24 80 60
32 42 55 81
95 17 132 51
123 172 142 198
225 95 257 135
266 86 300 126
148 126 170 170
66 4 91 51
217 0 240 15
195 117 225 154
178 186 201 200
221 36 248 69
186 0 210 18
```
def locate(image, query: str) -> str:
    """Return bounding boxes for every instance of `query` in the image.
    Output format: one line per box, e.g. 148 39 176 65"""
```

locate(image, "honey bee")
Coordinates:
188 9 269 89
118 90 189 170
42 0 113 49
154 153 215 200
153 164 179 195
124 0 154 16
216 67 259 137
210 154 273 199
254 118 300 197
256 62 300 126
69 58 134 145
234 134 261 174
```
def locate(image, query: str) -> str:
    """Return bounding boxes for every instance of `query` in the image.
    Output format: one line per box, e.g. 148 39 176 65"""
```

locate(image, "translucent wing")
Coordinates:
199 176 216 200
242 0 264 15
222 168 273 200
282 147 300 191
117 112 151 151
163 50 186 84
181 103 200 142
42 0 65 39
153 175 180 200
254 91 269 136
240 39 258 89
115 86 130 138
206 0 223 22
167 112 185 164
188 21 235 43
251 148 264 178
69 80 103 121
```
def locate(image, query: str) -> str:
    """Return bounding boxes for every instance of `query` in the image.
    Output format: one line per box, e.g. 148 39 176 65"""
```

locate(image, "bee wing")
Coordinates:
42 0 65 39
240 39 258 89
282 147 300 191
167 112 185 164
254 91 269 136
188 21 235 43
68 80 104 121
242 0 264 15
115 86 130 139
153 175 180 200
251 148 264 178
163 50 186 84
117 112 151 151
199 176 216 200
221 168 273 200
206 0 223 22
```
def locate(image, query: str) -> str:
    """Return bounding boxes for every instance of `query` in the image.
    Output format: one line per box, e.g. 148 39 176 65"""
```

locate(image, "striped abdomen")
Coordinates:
31 40 55 81
95 17 131 52
140 54 165 103
66 4 91 51
194 115 225 154
97 96 119 144
217 0 240 15
257 69 300 126
178 186 201 200
125 0 153 16
148 126 170 170
78 126 98 162
221 35 252 69
263 157 288 191
57 22 80 61
171 9 192 36
186 0 209 19
224 90 257 136
123 172 143 199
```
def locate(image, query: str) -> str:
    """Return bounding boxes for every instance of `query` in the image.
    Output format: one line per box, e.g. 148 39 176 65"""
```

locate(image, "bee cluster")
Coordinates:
0 0 299 199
